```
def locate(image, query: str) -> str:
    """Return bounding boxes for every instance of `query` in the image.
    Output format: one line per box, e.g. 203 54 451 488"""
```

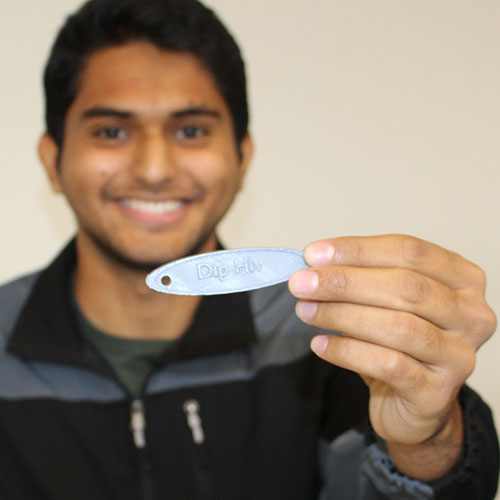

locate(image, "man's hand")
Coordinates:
288 235 497 479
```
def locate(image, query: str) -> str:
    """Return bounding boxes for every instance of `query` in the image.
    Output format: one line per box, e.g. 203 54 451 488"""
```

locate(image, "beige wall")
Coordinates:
1 0 499 488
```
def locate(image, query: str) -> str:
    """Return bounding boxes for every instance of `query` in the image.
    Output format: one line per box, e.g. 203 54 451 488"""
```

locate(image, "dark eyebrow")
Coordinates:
82 107 133 120
80 105 221 121
171 106 221 120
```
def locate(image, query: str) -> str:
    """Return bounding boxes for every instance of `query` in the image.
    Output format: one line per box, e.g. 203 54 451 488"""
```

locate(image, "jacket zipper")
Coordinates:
130 399 156 500
183 399 212 499
131 398 211 499
183 399 205 445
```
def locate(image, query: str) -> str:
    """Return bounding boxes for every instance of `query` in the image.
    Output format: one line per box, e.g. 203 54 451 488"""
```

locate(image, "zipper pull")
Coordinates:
130 399 147 449
183 399 205 445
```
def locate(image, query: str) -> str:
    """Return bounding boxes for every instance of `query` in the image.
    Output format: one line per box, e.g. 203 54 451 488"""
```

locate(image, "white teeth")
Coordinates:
122 199 183 214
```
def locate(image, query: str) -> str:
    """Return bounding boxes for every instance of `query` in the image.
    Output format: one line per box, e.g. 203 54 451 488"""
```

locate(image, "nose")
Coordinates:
132 132 174 186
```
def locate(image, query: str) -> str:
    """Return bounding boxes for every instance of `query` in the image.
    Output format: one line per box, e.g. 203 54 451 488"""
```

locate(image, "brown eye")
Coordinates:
95 127 128 140
176 125 207 139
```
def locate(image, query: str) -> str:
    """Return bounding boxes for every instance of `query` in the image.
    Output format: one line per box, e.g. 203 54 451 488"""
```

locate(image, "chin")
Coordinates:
84 227 218 273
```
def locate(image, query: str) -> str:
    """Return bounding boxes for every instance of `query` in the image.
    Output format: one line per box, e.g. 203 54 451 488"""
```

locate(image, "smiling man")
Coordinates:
41 44 252 272
38 40 253 342
0 0 498 499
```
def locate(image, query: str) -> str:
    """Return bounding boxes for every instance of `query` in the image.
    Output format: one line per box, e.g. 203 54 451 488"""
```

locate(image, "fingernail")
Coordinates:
295 301 318 320
289 270 319 295
305 242 334 266
311 335 328 355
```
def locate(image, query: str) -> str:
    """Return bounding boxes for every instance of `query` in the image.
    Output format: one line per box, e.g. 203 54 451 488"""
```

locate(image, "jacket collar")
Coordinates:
7 240 257 373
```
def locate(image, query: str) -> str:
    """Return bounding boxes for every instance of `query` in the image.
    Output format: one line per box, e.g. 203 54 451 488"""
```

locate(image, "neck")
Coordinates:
73 234 217 340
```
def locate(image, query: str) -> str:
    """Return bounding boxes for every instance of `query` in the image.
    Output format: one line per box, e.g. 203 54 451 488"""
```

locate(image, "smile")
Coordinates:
119 199 185 215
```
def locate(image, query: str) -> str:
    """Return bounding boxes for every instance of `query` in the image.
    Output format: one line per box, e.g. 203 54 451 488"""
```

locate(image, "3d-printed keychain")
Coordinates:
146 248 308 296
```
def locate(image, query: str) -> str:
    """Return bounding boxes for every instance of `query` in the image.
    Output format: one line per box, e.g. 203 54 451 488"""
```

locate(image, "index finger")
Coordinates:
304 234 484 291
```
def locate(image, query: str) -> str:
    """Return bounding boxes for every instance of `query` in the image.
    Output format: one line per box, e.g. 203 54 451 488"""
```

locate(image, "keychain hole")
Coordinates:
161 276 172 287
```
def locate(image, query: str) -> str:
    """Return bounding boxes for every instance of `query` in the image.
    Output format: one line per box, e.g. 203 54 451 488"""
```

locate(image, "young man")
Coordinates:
0 0 498 499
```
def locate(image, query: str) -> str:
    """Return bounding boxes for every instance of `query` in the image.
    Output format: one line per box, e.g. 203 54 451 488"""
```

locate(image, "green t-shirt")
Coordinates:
71 294 172 398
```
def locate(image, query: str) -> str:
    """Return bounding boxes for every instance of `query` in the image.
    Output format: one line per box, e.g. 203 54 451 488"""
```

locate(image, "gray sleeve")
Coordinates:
318 386 499 500
318 430 433 500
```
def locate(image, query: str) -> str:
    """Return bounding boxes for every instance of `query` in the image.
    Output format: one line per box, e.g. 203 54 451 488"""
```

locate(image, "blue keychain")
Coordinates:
146 248 308 296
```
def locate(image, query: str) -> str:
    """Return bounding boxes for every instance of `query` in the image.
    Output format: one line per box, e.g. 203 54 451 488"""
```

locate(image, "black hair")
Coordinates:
43 0 249 148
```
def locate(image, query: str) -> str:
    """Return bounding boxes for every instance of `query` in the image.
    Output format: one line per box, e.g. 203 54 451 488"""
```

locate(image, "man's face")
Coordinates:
40 42 252 270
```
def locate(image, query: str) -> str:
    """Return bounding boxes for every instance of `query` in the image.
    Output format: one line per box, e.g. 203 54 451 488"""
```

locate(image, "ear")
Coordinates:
236 132 254 191
38 133 63 193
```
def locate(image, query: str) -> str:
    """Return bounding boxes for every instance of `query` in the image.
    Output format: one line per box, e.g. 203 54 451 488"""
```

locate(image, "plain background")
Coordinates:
1 0 499 491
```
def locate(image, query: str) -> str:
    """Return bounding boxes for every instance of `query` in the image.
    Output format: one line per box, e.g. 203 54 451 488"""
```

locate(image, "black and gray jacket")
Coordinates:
0 242 498 500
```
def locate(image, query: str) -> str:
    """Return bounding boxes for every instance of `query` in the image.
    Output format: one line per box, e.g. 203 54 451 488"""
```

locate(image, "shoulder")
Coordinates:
249 282 309 335
249 282 333 338
0 271 41 339
248 283 337 367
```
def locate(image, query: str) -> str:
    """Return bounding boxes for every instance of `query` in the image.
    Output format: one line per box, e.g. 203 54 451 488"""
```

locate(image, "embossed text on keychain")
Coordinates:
146 248 308 296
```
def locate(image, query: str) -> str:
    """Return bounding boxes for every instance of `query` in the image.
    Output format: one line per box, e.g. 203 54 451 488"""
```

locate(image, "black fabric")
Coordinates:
8 240 257 370
1 241 498 500
7 242 108 373
0 356 359 500
429 386 500 500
